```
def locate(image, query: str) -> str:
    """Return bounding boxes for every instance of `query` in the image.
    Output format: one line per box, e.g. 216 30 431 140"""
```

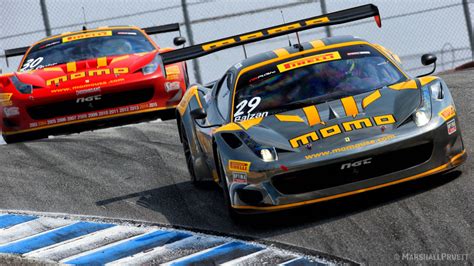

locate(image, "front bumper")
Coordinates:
227 118 466 212
1 74 184 137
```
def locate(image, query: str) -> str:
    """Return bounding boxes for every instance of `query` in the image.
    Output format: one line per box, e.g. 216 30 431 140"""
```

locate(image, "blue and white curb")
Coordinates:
0 212 346 265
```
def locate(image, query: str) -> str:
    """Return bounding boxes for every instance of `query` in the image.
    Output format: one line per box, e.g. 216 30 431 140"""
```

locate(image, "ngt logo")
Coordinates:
76 95 101 103
341 158 372 170
46 67 129 86
289 114 396 148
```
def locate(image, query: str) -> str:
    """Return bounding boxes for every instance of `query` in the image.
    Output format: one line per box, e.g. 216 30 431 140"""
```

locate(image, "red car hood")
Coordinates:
12 51 158 89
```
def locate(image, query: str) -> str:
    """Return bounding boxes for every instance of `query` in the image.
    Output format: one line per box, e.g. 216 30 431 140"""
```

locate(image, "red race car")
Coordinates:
0 24 188 143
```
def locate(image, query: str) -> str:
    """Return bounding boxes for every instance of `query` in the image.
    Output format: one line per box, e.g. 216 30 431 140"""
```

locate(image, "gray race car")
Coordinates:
162 4 467 217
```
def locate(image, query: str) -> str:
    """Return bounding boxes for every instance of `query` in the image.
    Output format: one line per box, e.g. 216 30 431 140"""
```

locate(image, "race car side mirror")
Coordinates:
417 54 437 77
190 108 207 120
173 37 186 46
421 54 437 66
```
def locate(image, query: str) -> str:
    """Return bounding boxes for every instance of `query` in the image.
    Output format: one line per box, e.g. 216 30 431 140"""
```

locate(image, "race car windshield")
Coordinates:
20 29 155 72
233 45 406 122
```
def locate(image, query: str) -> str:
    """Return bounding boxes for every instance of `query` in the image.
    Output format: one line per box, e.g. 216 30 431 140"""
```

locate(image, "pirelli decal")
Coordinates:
439 105 456 121
202 16 329 51
228 160 251 173
289 114 396 148
0 93 13 102
62 31 112 43
277 51 341 73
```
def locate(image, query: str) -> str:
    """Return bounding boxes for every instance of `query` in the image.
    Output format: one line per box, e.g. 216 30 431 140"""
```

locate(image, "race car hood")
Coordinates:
228 84 422 153
8 51 159 89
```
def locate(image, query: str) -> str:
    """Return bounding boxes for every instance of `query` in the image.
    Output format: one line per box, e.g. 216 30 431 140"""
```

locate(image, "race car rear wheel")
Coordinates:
180 123 198 184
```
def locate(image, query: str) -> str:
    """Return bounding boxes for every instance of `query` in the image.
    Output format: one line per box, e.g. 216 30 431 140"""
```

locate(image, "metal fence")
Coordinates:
1 0 473 83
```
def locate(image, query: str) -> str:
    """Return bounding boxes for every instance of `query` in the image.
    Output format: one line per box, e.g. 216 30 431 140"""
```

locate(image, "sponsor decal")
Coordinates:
76 95 101 103
39 40 60 49
228 160 251 173
277 51 341 73
166 74 180 80
439 105 456 121
340 158 372 170
248 70 276 83
28 101 160 129
165 82 181 93
76 87 101 96
0 93 13 102
117 31 137 35
345 137 351 142
1 101 13 107
3 107 20 117
165 65 181 75
347 51 371 56
201 16 329 51
305 135 396 160
46 67 129 86
62 31 112 43
290 114 396 148
234 63 243 69
447 119 457 135
232 172 248 184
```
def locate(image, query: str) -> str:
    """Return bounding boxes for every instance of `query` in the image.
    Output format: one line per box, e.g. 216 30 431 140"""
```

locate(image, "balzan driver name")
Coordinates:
277 51 341 72
228 160 251 173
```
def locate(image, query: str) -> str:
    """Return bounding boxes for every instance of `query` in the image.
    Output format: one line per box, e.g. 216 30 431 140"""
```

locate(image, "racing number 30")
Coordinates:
21 57 44 71
234 97 261 118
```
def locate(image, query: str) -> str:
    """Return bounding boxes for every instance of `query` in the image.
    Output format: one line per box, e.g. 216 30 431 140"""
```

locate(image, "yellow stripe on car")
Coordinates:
66 62 76 72
97 57 107 67
341 96 359 117
362 90 381 109
303 105 322 126
275 114 305 123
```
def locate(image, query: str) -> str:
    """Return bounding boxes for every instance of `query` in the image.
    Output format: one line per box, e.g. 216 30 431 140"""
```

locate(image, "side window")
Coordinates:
216 74 232 120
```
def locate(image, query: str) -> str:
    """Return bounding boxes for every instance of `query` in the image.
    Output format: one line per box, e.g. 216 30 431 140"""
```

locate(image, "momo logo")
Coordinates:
340 158 372 170
289 114 396 148
46 67 129 86
76 95 101 103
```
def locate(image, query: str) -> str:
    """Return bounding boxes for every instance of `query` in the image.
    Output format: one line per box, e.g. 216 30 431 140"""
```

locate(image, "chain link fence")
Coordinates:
1 0 473 83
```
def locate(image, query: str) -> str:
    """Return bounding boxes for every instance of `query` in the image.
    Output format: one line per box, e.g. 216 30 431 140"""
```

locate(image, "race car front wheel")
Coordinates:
180 123 198 184
216 149 242 221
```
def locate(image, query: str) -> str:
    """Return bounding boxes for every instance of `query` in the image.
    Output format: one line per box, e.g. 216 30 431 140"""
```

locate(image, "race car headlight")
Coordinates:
10 75 33 94
142 54 164 75
260 148 277 162
413 83 432 127
236 131 278 162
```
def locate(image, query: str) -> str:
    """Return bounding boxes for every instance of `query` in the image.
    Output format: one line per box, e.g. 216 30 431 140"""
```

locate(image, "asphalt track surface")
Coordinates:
1 70 473 264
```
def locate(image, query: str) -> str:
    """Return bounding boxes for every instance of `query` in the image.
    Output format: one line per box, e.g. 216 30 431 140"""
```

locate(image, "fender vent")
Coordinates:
221 133 242 149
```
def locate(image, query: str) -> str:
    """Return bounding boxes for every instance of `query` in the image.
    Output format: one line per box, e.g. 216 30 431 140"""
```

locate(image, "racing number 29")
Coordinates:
234 97 261 118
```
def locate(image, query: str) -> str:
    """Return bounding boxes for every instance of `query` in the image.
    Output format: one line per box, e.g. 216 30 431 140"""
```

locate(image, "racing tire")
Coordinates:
180 123 200 185
160 109 176 121
2 132 46 144
216 149 243 222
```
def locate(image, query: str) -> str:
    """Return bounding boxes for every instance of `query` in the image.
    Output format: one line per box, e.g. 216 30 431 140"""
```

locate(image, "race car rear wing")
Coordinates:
161 4 381 65
4 46 29 58
143 23 181 35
